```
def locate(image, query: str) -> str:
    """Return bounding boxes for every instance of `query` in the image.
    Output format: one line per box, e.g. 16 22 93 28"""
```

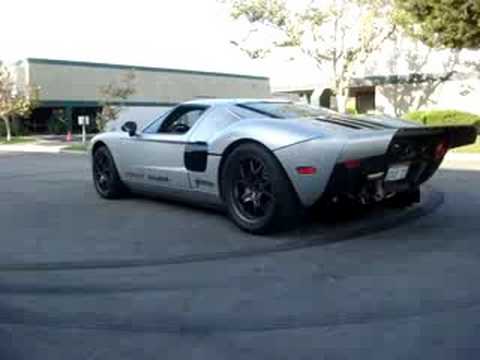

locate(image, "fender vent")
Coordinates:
316 117 363 129
316 116 391 130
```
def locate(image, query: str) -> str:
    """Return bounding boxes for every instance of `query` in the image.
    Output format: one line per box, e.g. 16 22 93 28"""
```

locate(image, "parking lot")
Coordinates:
1 152 479 359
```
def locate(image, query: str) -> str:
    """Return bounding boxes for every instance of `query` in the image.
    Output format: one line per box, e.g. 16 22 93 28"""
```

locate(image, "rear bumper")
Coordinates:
277 125 476 207
321 125 477 204
321 155 440 204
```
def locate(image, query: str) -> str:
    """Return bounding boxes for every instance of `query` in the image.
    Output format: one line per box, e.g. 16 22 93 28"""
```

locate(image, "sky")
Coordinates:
0 0 275 75
0 0 323 88
3 1 473 91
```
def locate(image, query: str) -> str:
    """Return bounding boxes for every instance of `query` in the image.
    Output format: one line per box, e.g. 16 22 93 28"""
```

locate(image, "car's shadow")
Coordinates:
119 184 443 249
277 185 443 244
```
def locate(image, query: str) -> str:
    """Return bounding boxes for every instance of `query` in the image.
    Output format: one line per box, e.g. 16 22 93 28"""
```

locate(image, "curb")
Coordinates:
59 150 88 155
0 144 89 155
445 152 480 161
0 146 63 154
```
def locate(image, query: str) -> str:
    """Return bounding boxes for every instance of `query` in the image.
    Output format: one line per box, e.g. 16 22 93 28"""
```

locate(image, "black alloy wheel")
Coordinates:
232 156 275 221
93 146 126 199
222 143 302 234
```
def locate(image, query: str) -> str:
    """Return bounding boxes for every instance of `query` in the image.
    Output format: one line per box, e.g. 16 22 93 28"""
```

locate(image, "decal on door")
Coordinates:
147 174 169 183
125 171 145 180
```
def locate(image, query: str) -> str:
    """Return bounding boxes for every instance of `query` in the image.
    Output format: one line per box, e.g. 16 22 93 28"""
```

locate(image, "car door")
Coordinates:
120 105 209 193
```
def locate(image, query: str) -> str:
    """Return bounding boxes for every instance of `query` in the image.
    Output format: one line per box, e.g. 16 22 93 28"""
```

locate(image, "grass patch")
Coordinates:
63 143 88 152
453 137 480 153
0 137 34 145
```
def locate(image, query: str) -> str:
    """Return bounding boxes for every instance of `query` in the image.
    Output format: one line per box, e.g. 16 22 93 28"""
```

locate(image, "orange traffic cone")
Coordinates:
66 131 73 142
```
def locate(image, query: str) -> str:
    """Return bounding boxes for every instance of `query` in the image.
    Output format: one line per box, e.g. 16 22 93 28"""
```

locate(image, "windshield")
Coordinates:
237 102 336 119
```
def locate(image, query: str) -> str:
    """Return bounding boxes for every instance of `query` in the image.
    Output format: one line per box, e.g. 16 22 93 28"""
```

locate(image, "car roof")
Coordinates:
183 98 292 106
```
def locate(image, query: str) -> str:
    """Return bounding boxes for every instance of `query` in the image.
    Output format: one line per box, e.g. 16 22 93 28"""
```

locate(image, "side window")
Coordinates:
230 105 269 119
142 111 170 134
159 106 207 134
188 107 241 142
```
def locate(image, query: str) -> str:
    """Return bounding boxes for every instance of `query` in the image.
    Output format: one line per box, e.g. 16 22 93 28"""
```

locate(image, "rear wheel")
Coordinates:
221 143 302 234
92 146 127 199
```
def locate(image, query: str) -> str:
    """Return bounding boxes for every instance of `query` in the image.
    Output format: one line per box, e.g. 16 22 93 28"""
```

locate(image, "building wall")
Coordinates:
26 59 270 104
376 77 480 117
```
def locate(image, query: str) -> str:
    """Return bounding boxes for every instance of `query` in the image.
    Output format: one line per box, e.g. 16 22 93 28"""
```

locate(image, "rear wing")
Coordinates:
394 125 477 149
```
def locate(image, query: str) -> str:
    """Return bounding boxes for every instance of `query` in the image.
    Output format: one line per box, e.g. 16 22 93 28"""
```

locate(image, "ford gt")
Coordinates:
90 99 477 233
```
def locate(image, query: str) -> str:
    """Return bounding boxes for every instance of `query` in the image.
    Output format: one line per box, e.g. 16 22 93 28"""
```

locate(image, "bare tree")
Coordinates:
97 70 136 131
227 0 396 112
0 64 39 142
378 45 462 116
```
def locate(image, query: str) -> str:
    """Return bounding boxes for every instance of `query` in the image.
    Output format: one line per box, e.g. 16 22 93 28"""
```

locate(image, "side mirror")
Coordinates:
121 121 137 137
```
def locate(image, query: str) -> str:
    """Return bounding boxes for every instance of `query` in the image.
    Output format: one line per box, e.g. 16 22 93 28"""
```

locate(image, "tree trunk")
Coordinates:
1 117 11 142
334 76 349 114
336 94 348 114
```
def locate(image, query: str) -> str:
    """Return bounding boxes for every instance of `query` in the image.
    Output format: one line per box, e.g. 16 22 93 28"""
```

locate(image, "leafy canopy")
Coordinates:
228 0 395 112
97 70 136 131
394 0 480 49
0 66 39 121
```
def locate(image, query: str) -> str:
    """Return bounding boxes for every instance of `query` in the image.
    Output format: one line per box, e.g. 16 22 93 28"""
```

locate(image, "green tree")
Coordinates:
0 65 39 142
227 0 395 112
393 0 480 49
97 70 136 131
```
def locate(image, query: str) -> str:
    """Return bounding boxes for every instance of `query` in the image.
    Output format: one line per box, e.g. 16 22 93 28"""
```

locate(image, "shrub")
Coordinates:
0 119 28 138
475 120 480 134
11 119 29 136
403 110 480 127
346 106 358 115
47 110 68 134
0 120 5 137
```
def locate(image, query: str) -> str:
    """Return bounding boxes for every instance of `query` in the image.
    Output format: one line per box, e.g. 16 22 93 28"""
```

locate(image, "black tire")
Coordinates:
92 146 127 199
221 143 302 234
387 188 421 208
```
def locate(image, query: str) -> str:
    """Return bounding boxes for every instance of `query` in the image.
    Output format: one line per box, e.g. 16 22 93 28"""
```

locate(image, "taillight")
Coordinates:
296 166 317 175
344 159 361 169
434 140 449 160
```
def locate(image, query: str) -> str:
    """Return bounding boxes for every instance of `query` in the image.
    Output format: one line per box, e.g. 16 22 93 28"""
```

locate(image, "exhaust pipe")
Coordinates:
373 180 385 202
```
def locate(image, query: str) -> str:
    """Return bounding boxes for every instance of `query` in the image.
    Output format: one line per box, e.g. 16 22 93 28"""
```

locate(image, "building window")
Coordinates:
350 86 375 113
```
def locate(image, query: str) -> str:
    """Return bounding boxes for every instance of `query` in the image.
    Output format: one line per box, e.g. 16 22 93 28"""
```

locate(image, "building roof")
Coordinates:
26 58 269 81
184 98 290 106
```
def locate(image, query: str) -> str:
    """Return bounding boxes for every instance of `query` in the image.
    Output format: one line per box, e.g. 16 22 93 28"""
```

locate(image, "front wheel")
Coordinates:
221 143 302 234
92 146 127 199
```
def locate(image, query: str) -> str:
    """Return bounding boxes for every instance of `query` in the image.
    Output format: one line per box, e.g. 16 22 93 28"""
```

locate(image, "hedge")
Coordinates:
403 110 480 127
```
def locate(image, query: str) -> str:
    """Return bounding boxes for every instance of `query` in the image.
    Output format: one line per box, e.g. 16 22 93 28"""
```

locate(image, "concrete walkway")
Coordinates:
0 143 69 154
0 135 90 154
443 152 480 170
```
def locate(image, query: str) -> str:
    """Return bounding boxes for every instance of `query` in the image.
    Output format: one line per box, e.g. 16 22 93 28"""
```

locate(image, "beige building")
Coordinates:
272 38 480 116
11 58 270 133
274 72 480 117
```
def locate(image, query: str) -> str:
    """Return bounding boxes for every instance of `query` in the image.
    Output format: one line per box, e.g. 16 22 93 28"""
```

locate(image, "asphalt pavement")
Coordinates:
0 152 479 360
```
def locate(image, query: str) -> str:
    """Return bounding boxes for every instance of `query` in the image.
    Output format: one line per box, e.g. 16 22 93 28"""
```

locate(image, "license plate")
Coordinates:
385 164 409 182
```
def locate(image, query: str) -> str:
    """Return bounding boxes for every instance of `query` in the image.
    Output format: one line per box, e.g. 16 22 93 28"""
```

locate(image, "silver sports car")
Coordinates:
90 99 476 233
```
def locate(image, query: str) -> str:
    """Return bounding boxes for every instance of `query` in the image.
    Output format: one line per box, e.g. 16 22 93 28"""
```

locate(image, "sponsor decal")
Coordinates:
147 175 169 183
195 179 214 188
125 171 145 179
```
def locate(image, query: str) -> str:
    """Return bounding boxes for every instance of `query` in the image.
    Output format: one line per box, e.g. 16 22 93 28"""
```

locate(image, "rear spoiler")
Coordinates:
394 125 477 149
